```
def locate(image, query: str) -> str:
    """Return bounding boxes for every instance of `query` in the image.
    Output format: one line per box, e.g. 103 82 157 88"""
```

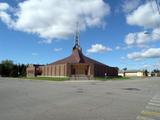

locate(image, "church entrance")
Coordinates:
71 64 89 75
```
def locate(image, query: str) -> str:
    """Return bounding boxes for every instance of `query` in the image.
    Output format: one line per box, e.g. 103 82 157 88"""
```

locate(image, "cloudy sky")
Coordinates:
0 0 160 71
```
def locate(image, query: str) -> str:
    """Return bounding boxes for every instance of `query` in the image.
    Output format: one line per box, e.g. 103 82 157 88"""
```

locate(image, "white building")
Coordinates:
118 70 146 77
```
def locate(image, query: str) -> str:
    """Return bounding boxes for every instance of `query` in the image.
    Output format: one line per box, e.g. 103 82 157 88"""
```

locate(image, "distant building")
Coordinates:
26 27 118 79
118 70 147 77
26 64 43 77
151 72 160 77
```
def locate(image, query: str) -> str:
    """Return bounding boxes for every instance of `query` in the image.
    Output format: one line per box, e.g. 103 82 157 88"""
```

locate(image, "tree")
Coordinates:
151 69 160 76
0 60 14 77
153 69 160 73
19 64 27 77
0 63 2 76
144 69 148 76
10 65 18 77
123 68 127 77
0 60 27 77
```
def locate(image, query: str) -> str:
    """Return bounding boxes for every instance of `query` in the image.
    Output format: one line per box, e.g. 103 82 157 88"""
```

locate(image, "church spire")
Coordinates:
73 22 82 51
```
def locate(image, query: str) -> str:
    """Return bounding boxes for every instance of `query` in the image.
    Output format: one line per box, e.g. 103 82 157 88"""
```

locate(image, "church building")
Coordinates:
26 27 118 79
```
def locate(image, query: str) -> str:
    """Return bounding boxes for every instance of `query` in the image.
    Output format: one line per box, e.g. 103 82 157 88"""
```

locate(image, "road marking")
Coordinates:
150 99 160 103
136 95 160 120
136 116 155 120
148 103 160 107
146 106 160 112
153 95 160 98
152 96 160 100
141 111 160 117
152 98 160 101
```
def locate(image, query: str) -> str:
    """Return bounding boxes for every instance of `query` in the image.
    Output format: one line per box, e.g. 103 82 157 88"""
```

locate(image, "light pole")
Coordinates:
18 63 20 77
123 68 127 77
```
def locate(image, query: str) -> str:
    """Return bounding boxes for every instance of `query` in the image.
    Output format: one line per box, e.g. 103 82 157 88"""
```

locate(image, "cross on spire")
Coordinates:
73 22 82 51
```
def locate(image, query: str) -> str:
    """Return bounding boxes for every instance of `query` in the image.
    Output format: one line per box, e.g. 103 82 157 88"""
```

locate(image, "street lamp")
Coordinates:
123 68 127 77
18 63 20 77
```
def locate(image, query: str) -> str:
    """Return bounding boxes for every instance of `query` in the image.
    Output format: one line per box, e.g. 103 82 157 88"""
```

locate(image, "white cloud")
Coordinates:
87 44 112 53
124 2 160 48
125 31 150 45
0 0 110 43
122 0 141 13
125 33 136 45
0 3 9 10
127 48 160 60
53 48 63 52
0 3 14 27
125 28 160 46
152 28 160 41
126 2 160 29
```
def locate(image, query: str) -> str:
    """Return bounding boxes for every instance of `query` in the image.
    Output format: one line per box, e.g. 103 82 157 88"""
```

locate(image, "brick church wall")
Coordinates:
40 64 67 77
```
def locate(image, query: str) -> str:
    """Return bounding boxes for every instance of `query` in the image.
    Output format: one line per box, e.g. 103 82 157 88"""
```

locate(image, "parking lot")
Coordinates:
0 77 160 120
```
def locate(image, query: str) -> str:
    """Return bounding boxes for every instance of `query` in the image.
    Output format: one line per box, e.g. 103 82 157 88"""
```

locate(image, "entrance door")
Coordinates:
71 64 89 75
71 68 75 75
85 69 88 75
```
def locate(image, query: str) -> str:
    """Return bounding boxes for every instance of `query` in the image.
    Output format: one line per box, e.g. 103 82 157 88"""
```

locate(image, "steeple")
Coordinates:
73 22 82 51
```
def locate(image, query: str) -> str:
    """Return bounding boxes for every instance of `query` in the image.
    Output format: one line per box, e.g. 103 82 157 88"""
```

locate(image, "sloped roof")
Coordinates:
119 70 144 73
49 48 109 67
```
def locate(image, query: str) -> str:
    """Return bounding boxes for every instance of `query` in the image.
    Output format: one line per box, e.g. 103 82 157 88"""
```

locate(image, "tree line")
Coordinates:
0 60 27 77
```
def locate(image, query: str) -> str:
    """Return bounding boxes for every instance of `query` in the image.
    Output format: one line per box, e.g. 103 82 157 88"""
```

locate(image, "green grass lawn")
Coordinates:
21 77 70 81
20 76 129 81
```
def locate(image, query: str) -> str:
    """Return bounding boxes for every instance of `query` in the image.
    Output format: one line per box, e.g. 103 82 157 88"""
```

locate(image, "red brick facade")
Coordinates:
26 30 118 78
26 48 118 78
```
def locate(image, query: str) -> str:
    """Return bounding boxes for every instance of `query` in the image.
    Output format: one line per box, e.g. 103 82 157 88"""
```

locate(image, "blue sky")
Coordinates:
0 0 160 71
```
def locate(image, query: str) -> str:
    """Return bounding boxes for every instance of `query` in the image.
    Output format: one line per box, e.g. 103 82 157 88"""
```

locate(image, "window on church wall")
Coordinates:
61 65 64 76
48 66 50 76
61 66 63 75
49 66 51 76
43 67 45 76
59 66 61 76
64 65 66 76
45 67 47 76
51 65 54 76
62 65 64 76
53 66 55 76
47 66 49 76
56 65 59 76
45 67 46 76
59 65 61 76
54 66 55 76
46 66 48 76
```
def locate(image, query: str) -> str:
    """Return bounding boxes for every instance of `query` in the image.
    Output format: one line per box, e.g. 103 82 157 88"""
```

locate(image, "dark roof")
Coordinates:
28 64 44 67
119 70 144 73
49 48 109 67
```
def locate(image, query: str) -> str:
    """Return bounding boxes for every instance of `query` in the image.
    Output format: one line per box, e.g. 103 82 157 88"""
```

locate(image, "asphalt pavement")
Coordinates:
0 77 160 120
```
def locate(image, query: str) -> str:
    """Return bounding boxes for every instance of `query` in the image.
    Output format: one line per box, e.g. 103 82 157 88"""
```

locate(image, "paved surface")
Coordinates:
0 77 160 120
